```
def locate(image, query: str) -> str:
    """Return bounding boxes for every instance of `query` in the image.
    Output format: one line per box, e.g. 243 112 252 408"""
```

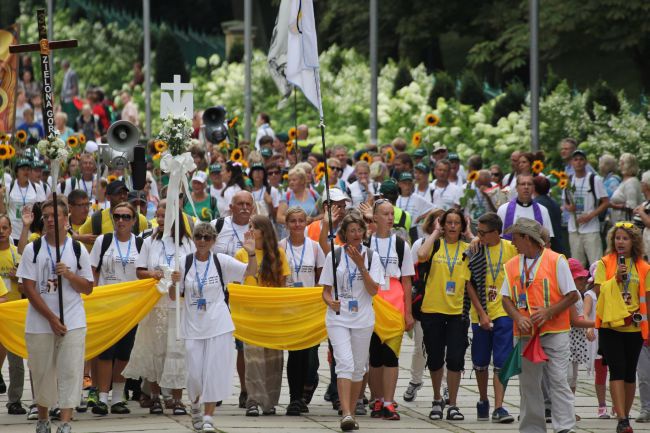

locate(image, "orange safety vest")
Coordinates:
596 254 649 339
306 221 342 246
504 249 571 336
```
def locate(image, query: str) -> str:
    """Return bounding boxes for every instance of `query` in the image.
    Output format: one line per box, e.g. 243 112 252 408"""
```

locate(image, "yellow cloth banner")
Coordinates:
0 279 161 360
229 284 405 351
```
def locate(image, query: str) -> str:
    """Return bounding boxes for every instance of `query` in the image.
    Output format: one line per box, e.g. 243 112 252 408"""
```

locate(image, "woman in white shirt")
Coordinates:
347 161 378 208
171 222 258 433
320 212 384 431
279 207 325 415
89 202 141 415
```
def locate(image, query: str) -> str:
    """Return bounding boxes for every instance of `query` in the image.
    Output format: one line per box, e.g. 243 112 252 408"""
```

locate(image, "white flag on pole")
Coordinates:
267 0 292 103
286 0 323 117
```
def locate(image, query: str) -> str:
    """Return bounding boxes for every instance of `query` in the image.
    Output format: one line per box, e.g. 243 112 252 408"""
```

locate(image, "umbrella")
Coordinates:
499 338 522 388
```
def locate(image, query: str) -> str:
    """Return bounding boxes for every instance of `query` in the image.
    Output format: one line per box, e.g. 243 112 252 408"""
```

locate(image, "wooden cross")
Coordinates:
9 8 78 138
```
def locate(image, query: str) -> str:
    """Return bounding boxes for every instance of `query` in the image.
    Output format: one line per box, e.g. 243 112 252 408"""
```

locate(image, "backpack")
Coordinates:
95 233 144 274
91 210 141 236
411 239 441 321
567 173 607 222
333 245 374 272
213 217 226 234
9 179 37 196
183 252 228 306
32 237 82 270
392 208 410 243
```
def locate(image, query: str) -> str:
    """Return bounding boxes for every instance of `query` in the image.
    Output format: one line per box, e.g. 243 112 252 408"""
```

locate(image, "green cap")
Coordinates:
413 148 427 158
261 147 273 157
414 162 430 173
448 152 460 161
249 162 265 171
379 179 399 195
398 172 414 182
15 158 31 169
209 163 222 173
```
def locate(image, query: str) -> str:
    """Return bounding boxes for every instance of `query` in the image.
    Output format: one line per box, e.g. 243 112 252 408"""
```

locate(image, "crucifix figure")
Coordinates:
10 8 78 323
160 74 193 119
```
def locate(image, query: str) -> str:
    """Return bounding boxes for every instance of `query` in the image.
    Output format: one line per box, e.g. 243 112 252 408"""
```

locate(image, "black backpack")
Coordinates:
333 246 374 271
9 179 37 195
95 233 144 274
213 217 226 234
183 252 228 306
411 239 441 321
32 237 82 270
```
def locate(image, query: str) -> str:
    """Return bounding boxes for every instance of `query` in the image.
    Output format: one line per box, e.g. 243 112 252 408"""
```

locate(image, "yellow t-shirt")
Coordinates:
471 240 519 322
595 258 650 333
79 208 149 236
0 245 17 300
71 216 92 251
234 247 291 287
421 240 470 315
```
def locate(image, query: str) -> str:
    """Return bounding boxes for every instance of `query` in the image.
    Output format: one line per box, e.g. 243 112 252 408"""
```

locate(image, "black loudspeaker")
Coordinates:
131 146 147 191
203 106 229 143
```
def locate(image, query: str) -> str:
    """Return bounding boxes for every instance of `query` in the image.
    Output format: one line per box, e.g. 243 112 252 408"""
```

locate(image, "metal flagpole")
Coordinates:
369 0 378 146
293 87 300 161
244 0 252 141
143 0 151 138
529 0 539 151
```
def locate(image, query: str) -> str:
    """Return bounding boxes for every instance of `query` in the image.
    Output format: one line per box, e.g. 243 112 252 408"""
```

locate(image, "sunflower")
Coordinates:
154 140 168 153
78 133 86 145
230 148 244 162
557 170 568 180
412 132 422 147
228 116 239 129
558 178 569 189
531 160 544 175
0 133 8 143
288 127 297 140
283 173 289 181
107 175 118 183
360 152 371 163
549 169 560 178
241 160 249 168
384 148 395 164
286 140 295 154
0 145 8 160
152 152 162 161
315 162 326 180
425 113 440 127
67 136 79 148
16 130 27 143
467 170 479 183
7 145 16 159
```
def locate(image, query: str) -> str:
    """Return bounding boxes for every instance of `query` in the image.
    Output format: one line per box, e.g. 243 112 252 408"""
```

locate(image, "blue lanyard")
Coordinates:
255 187 265 201
193 254 211 299
45 237 69 273
17 184 28 206
344 248 359 291
114 233 132 272
161 239 173 267
486 241 503 283
374 234 393 272
398 195 412 212
230 220 243 248
288 238 306 278
622 258 636 294
443 240 460 277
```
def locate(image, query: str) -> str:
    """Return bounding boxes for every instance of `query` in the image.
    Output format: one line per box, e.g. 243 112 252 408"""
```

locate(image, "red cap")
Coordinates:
568 258 589 279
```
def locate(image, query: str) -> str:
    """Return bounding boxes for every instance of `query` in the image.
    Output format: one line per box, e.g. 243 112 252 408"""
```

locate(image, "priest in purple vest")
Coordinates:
497 174 555 241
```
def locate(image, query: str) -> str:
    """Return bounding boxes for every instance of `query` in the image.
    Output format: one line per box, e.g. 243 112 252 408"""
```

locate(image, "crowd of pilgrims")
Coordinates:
0 121 649 433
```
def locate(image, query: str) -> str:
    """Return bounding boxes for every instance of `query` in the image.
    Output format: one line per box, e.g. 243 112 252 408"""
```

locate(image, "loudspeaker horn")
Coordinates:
107 120 140 154
203 106 229 144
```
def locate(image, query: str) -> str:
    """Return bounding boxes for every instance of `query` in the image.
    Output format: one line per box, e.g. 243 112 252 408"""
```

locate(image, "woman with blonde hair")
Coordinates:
234 215 290 416
347 161 377 207
610 153 643 224
599 154 622 198
593 222 649 433
276 167 321 225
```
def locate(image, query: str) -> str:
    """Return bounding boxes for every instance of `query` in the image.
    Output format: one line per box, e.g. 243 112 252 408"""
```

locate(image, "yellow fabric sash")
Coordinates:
0 282 405 357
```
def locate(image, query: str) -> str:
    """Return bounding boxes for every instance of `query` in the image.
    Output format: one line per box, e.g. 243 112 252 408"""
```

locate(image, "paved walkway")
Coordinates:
1 334 648 433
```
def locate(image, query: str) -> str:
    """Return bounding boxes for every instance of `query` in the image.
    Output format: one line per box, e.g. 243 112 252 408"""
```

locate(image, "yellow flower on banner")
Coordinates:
201 207 211 220
79 133 86 145
229 116 239 129
360 152 371 163
532 160 544 174
231 148 244 163
16 130 27 144
467 170 479 183
558 178 569 189
7 146 16 159
154 140 168 153
67 136 79 148
412 132 422 147
384 148 395 164
107 174 118 183
288 127 297 140
425 113 440 127
0 145 9 160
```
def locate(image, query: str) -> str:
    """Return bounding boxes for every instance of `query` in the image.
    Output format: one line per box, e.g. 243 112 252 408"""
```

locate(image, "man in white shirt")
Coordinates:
333 145 354 183
397 172 434 240
254 113 274 151
562 149 609 266
429 160 462 210
17 197 94 433
59 153 97 201
497 174 554 239
213 191 253 256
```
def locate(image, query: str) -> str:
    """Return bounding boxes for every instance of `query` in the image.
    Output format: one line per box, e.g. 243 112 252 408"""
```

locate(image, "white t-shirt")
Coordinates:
429 181 462 210
213 216 248 256
347 181 379 207
254 124 274 151
410 237 425 265
252 186 281 208
562 173 608 234
341 165 354 183
90 233 139 285
279 237 325 287
319 245 384 329
135 235 195 308
179 253 246 339
17 237 94 333
397 194 434 224
501 252 577 297
497 200 555 237
369 234 415 291
58 175 96 201
6 180 46 240
209 184 225 202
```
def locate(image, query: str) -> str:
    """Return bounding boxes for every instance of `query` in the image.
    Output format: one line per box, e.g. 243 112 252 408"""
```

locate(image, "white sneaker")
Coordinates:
201 419 217 433
28 404 39 421
637 410 650 423
191 409 203 431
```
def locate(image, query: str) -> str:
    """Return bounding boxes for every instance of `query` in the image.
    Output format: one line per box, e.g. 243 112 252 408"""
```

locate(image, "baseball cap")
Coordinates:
447 152 460 161
209 163 222 173
191 171 208 184
276 132 289 143
249 162 265 172
325 188 351 203
127 190 147 205
433 144 447 153
379 179 399 196
413 148 427 158
106 180 129 196
261 148 273 158
503 217 545 247
572 149 587 158
398 172 414 182
15 158 31 169
414 162 430 173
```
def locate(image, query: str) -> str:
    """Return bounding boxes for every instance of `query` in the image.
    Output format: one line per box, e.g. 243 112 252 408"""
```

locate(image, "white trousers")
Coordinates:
185 332 235 404
568 231 602 267
327 325 373 382
638 345 650 412
409 320 427 384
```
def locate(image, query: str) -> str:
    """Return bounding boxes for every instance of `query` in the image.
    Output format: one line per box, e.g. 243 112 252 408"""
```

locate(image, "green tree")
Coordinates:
154 25 189 84
429 71 456 105
458 70 484 109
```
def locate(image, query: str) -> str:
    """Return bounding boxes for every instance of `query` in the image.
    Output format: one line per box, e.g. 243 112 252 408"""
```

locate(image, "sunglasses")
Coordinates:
195 234 215 241
490 172 500 177
615 222 634 229
267 171 280 175
331 166 343 172
113 214 133 221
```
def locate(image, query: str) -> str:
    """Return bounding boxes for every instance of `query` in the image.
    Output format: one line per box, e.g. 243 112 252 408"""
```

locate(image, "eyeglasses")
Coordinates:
477 228 496 236
195 234 215 241
267 171 280 176
71 202 90 208
615 222 634 229
113 214 133 221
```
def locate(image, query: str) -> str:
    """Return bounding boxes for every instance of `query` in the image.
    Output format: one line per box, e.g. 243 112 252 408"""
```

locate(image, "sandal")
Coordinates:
429 399 444 420
149 398 163 415
246 404 259 417
263 407 276 415
172 400 187 415
446 406 465 421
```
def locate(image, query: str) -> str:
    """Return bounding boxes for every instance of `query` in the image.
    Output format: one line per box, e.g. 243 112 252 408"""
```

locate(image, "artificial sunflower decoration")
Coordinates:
78 133 86 145
467 170 479 183
152 152 162 161
282 173 289 181
288 127 297 140
286 140 295 154
154 140 168 153
425 113 440 127
360 152 371 163
558 178 569 189
412 132 422 147
315 162 326 179
557 170 568 180
107 174 118 183
230 148 244 163
531 160 544 175
228 116 239 129
16 130 27 144
549 169 560 178
67 136 79 148
384 148 395 164
0 133 8 143
0 145 8 160
7 145 16 159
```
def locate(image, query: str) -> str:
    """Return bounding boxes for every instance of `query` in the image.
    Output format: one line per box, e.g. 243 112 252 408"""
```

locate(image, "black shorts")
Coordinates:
598 328 643 383
98 326 137 362
421 313 468 372
369 333 398 368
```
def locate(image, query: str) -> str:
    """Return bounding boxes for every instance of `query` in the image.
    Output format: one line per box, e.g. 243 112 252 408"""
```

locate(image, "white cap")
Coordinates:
191 171 208 183
326 188 350 203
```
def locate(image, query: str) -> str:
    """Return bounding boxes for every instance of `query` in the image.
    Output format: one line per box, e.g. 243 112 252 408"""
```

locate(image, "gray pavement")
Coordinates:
0 334 648 433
